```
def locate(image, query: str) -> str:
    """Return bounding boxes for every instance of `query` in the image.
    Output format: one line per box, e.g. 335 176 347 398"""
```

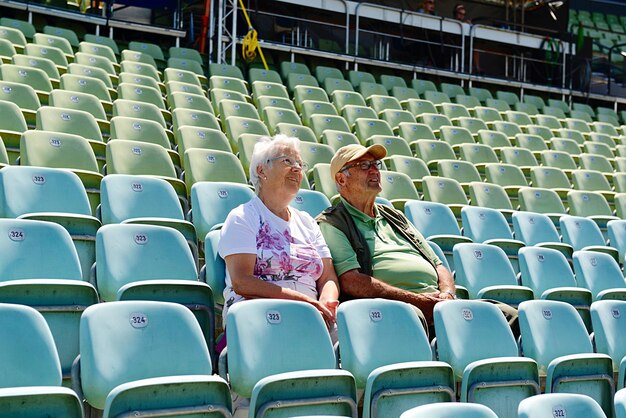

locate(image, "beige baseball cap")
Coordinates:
329 144 387 179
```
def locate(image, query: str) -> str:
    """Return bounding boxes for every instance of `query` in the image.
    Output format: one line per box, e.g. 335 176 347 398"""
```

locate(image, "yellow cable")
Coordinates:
238 0 268 69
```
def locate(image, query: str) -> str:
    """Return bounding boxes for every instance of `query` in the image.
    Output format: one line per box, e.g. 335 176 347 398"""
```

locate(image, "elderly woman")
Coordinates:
218 134 340 327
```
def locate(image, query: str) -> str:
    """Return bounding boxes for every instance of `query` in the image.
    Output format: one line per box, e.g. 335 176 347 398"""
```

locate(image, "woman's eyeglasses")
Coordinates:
267 156 309 170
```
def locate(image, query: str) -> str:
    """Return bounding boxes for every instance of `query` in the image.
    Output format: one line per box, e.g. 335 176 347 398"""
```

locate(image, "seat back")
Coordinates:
0 303 62 387
183 148 248 192
573 250 626 299
36 106 103 143
79 301 213 409
290 189 331 218
106 140 176 178
518 393 607 418
559 215 606 250
434 299 519 379
461 206 514 242
0 166 92 217
518 187 566 215
518 247 577 294
20 130 99 173
401 402 499 418
422 176 468 206
518 300 593 374
468 182 513 211
452 243 519 298
226 299 336 398
100 175 184 224
511 211 561 246
336 299 431 387
404 200 462 237
95 224 197 301
190 182 255 239
567 191 613 217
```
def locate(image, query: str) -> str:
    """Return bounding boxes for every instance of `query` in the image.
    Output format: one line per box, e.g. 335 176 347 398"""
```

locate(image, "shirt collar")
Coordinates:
339 196 380 223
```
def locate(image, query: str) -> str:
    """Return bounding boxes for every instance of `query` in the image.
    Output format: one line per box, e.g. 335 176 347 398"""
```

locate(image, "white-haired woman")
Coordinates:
218 135 340 329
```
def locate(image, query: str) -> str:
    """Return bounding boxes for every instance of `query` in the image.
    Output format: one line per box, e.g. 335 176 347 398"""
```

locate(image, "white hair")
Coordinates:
249 134 301 193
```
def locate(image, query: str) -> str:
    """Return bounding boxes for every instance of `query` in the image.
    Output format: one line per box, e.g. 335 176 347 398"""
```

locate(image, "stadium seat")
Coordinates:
517 187 567 225
468 181 515 221
105 140 187 208
517 300 614 417
223 299 357 417
0 303 84 417
385 155 430 192
377 170 419 209
518 393 607 418
511 211 573 258
607 219 626 263
400 402 498 418
99 174 197 260
182 148 248 193
560 215 618 261
337 299 455 418
433 299 539 417
189 181 255 240
573 250 626 300
0 80 40 128
95 223 213 350
518 246 591 327
75 301 231 416
320 130 360 151
529 166 572 199
290 189 331 218
591 300 626 390
421 176 468 217
453 242 533 305
460 206 524 271
19 130 102 213
0 166 100 280
404 200 472 271
48 89 109 134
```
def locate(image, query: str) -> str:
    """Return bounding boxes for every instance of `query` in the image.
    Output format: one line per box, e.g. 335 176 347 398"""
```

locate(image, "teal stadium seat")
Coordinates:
0 303 84 418
337 299 455 418
517 300 614 417
76 301 231 416
433 299 539 417
518 393 607 418
0 219 98 381
224 299 357 417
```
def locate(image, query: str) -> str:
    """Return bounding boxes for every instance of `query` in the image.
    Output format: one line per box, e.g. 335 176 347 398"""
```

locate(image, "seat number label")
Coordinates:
134 233 148 245
266 310 281 324
8 229 24 241
130 313 148 328
552 405 566 417
369 309 383 322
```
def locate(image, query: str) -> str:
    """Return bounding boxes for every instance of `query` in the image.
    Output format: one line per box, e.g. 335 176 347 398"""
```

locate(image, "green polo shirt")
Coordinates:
319 198 440 293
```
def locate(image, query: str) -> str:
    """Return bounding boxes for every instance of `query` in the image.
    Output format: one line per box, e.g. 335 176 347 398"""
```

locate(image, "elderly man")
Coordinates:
318 144 516 329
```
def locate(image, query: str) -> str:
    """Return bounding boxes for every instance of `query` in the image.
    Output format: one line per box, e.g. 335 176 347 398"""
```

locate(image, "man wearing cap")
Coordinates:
317 144 455 325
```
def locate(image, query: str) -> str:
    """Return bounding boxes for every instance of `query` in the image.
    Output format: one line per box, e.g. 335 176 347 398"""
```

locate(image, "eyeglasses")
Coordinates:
267 155 309 170
341 159 383 172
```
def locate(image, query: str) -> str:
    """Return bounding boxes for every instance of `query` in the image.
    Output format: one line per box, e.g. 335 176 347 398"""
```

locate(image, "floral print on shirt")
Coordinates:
253 219 323 283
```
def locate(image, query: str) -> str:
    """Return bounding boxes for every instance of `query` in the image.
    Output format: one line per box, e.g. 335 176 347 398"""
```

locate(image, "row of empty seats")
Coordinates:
9 294 626 417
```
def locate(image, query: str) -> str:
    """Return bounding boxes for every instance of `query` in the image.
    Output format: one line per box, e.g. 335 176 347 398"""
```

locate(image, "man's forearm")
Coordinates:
340 269 437 306
436 265 456 294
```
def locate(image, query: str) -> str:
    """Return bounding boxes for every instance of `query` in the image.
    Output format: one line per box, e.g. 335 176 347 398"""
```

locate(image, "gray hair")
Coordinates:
249 134 301 193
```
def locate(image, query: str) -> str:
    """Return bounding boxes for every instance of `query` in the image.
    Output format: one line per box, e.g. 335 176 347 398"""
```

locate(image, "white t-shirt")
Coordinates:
218 196 331 314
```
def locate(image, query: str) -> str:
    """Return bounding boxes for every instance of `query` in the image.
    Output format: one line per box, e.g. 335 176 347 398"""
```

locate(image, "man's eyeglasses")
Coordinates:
267 155 308 170
341 159 383 172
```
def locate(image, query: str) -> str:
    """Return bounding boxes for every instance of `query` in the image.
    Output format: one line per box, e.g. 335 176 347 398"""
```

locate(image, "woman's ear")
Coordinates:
257 164 266 180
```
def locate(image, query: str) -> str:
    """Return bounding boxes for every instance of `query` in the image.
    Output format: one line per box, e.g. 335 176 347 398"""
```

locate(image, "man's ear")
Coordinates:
335 172 346 187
